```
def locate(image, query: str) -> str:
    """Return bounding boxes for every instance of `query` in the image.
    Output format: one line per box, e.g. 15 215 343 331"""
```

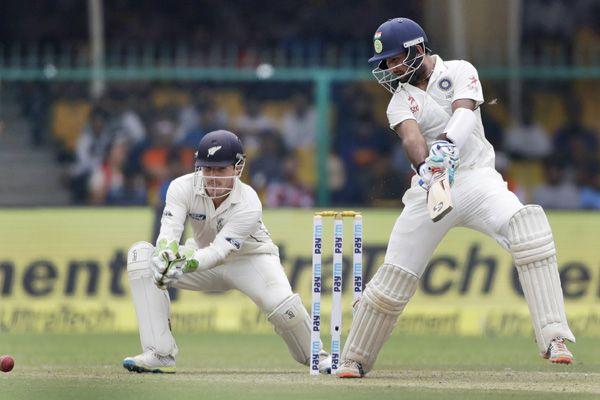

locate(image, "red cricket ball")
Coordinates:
0 355 14 373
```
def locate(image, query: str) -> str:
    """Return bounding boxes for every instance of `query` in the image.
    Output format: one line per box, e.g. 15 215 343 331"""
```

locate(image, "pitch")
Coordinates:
1 332 598 399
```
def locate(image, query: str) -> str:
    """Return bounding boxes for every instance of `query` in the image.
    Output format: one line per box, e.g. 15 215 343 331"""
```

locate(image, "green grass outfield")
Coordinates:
1 333 598 400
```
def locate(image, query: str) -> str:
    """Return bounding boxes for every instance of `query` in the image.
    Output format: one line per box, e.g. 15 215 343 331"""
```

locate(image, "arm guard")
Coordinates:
444 107 476 149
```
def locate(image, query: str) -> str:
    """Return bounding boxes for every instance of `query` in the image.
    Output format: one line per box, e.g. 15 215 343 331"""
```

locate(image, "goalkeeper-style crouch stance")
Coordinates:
337 18 575 378
123 130 331 374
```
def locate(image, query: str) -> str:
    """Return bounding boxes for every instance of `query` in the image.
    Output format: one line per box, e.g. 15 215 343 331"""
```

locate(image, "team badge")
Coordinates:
207 145 222 157
438 77 453 91
374 39 383 54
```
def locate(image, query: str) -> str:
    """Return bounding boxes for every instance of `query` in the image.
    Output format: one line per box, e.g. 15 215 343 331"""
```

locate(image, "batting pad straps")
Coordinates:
508 206 556 265
444 107 476 149
267 294 312 365
341 264 418 373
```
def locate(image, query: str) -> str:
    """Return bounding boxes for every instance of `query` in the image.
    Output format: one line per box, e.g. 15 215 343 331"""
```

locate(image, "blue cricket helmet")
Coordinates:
368 18 428 64
194 130 245 168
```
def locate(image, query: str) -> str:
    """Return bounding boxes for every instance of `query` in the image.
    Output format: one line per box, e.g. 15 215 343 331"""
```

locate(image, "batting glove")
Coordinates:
429 140 459 184
429 140 459 169
417 155 446 190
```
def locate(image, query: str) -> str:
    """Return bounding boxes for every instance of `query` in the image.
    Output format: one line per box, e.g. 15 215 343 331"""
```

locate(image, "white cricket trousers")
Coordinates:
174 253 293 313
385 167 523 276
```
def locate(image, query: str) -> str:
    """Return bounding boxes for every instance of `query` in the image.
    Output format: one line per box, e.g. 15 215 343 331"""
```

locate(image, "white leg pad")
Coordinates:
267 293 312 365
127 241 178 356
341 264 418 373
508 206 576 353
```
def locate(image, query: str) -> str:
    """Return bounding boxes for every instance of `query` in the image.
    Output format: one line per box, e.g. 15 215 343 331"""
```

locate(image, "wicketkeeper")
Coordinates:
123 130 331 374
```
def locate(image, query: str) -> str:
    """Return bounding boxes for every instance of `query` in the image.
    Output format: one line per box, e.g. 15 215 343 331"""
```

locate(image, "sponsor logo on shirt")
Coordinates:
188 213 206 221
217 218 224 232
162 209 174 218
407 95 419 114
467 75 479 90
225 237 241 250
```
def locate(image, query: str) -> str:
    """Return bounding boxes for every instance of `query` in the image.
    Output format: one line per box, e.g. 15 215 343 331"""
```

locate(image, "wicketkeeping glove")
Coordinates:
152 238 199 290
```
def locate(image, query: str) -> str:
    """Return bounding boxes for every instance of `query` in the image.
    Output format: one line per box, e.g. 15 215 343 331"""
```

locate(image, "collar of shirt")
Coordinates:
425 55 447 90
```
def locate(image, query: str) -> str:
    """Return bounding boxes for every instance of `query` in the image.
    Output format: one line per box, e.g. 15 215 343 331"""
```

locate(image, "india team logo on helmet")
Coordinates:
368 18 430 93
374 31 383 54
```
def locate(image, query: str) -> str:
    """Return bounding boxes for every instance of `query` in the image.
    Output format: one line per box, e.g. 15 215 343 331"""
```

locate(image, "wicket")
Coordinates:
311 210 363 375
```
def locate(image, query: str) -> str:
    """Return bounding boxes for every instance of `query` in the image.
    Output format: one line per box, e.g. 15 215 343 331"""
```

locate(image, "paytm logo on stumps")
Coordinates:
333 263 342 293
354 267 363 294
312 310 320 332
311 341 321 372
313 237 322 255
354 225 362 254
313 274 321 294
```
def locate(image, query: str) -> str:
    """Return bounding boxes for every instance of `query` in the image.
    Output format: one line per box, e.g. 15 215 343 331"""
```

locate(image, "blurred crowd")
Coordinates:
3 0 599 209
14 77 600 210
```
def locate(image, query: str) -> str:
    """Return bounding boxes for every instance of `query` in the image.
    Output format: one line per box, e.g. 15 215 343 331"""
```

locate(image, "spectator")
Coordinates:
281 93 316 151
248 130 286 195
553 94 598 170
532 158 580 209
117 93 147 145
178 95 228 149
89 138 147 205
504 94 552 160
578 164 600 209
69 108 113 203
265 155 314 207
234 97 276 156
141 112 181 203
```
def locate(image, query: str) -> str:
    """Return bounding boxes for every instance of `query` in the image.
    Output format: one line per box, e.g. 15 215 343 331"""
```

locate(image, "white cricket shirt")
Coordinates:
158 173 279 260
386 55 495 170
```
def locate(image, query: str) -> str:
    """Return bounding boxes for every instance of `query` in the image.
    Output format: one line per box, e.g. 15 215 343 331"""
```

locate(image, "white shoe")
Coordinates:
123 350 176 373
337 359 364 378
318 350 332 374
542 337 574 364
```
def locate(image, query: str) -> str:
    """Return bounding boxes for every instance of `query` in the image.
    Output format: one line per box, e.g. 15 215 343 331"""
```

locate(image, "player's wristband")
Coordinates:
410 161 425 176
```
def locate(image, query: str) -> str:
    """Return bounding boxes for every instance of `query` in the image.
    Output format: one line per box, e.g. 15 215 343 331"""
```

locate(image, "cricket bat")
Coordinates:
427 170 453 222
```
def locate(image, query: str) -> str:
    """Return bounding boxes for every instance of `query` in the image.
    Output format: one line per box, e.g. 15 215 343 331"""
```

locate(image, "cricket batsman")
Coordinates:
123 129 331 374
337 18 575 378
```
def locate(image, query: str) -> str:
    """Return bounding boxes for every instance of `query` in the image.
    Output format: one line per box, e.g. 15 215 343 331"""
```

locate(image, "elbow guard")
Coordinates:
444 108 476 149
